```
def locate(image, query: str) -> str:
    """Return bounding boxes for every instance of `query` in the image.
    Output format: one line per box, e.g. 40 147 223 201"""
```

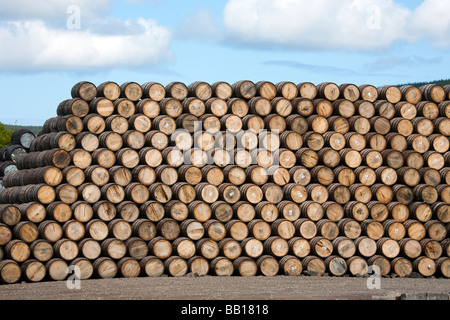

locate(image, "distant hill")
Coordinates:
396 79 450 88
5 124 42 136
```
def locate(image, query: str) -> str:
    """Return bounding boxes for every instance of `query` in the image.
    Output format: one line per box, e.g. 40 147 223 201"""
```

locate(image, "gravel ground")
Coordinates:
0 275 449 300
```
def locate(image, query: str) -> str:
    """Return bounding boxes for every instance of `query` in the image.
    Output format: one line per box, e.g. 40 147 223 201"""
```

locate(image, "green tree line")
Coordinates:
0 122 14 150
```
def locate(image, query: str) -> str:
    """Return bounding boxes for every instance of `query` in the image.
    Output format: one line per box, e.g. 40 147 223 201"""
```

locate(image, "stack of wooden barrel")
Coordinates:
0 129 36 189
0 80 448 284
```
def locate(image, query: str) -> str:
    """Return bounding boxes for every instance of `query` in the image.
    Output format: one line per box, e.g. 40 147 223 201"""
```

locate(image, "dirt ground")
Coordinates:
0 275 449 300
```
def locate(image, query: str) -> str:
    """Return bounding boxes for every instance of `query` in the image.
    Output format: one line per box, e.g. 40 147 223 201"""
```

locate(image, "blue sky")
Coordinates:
0 0 449 126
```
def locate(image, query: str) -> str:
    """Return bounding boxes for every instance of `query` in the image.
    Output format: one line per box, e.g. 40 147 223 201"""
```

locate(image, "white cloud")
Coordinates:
0 1 172 72
223 0 450 51
0 19 172 72
411 0 450 47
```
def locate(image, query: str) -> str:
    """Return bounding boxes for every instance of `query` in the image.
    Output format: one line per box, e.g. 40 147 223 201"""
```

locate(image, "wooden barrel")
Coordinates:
398 238 422 259
424 220 447 242
354 236 377 258
233 257 257 277
322 202 344 222
293 218 317 240
332 99 356 118
232 201 256 222
327 116 350 135
378 85 401 104
45 258 69 281
188 201 212 222
57 98 90 118
420 84 446 103
209 256 234 276
400 85 422 104
218 238 242 260
432 202 449 223
254 201 278 223
20 259 46 282
403 220 426 241
70 257 94 280
255 81 277 100
337 218 361 240
62 220 85 241
324 255 348 277
78 238 101 260
211 81 233 100
53 238 79 261
332 236 356 259
196 238 219 260
100 238 126 260
326 183 350 204
420 238 443 260
309 236 333 258
164 200 188 222
232 80 256 100
302 256 326 276
256 255 279 276
71 81 97 101
5 239 30 262
434 257 450 278
276 81 298 100
298 201 324 222
0 259 21 284
413 256 436 277
317 82 340 101
93 257 118 279
391 257 413 278
210 201 233 223
263 236 289 258
307 115 329 134
346 256 368 276
297 82 317 100
132 219 156 241
97 81 121 101
376 237 400 258
93 201 116 222
138 256 164 277
155 218 179 241
315 219 339 240
119 81 143 102
179 219 204 241
117 257 141 278
247 219 271 241
370 184 393 204
279 255 303 276
339 84 360 102
331 166 355 187
204 98 226 117
288 237 311 258
349 116 371 134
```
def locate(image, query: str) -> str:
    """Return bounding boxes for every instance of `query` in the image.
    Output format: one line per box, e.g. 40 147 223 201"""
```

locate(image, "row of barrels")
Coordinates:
1 212 448 251
41 97 450 139
1 252 447 284
1 230 449 283
0 129 37 189
0 179 449 219
67 80 450 107
30 117 450 168
0 192 449 233
4 151 450 191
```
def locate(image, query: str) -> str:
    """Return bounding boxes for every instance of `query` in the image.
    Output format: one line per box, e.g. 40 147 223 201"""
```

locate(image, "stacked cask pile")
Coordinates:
0 129 36 189
0 80 449 284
